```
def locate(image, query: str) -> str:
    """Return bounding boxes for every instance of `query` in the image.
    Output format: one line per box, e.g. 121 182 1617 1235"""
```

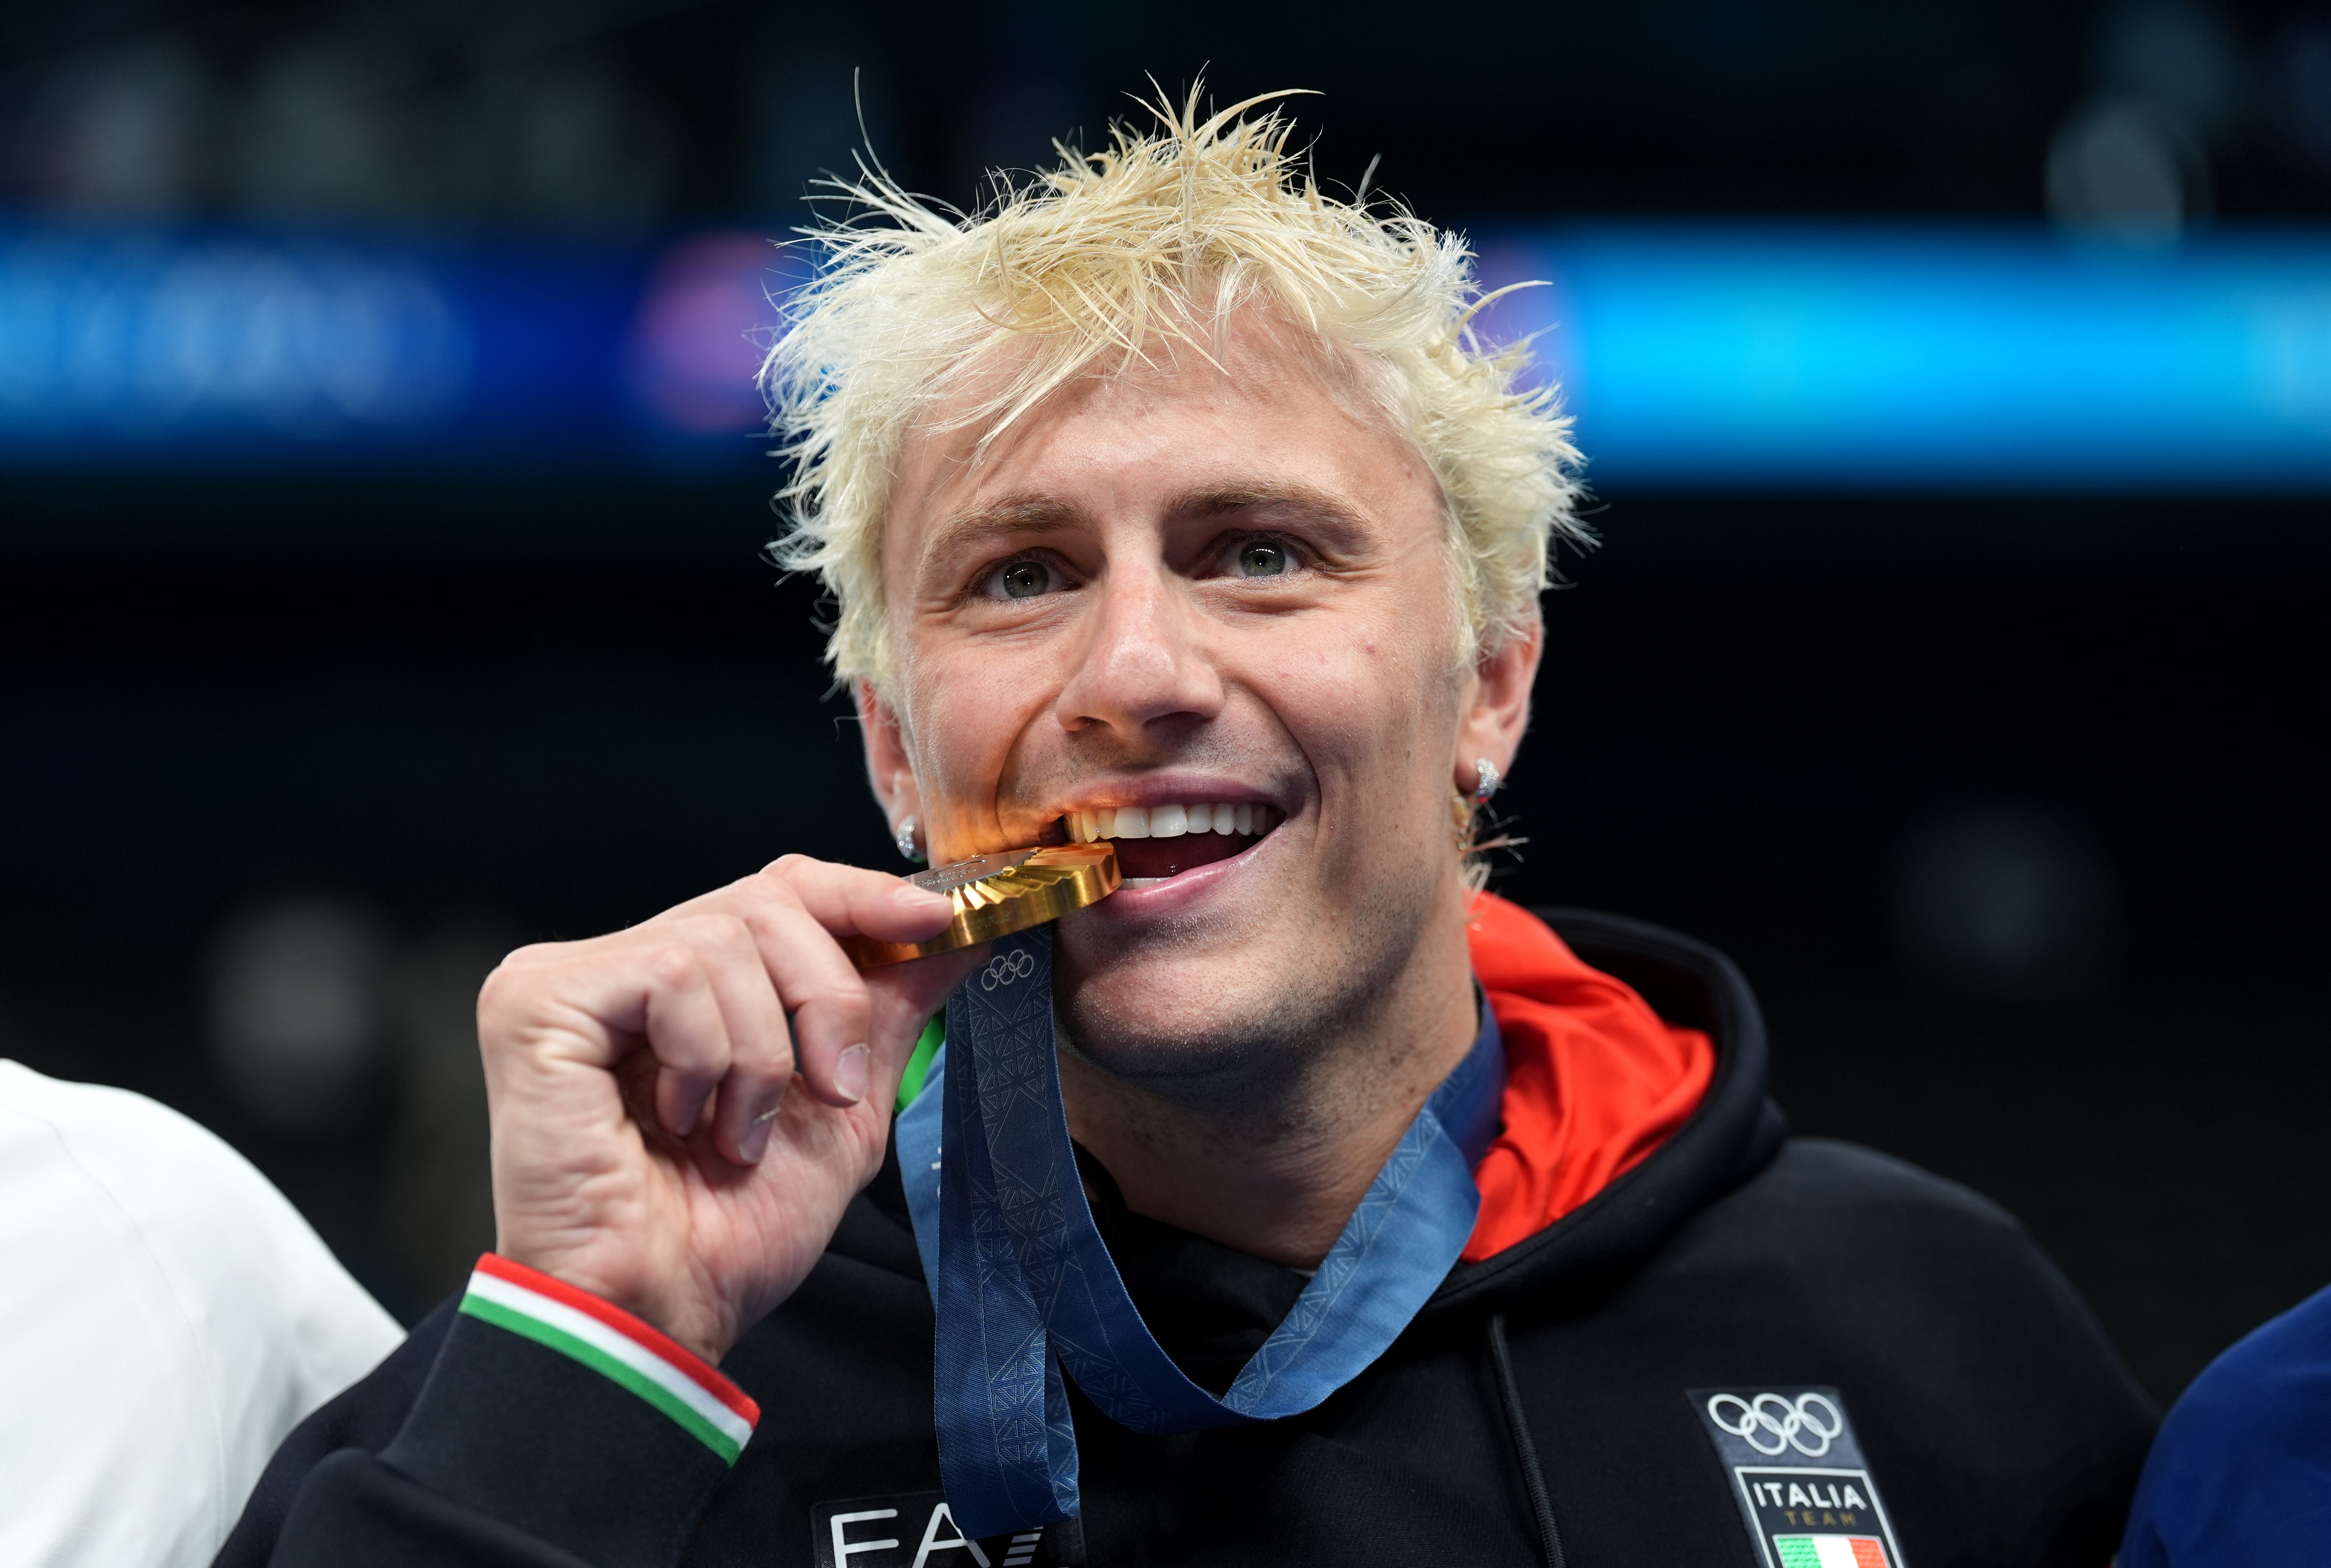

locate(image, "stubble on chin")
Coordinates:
1051 861 1442 1118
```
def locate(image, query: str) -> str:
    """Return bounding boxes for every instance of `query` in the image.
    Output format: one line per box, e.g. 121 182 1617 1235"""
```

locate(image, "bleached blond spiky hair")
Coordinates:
760 87 1588 693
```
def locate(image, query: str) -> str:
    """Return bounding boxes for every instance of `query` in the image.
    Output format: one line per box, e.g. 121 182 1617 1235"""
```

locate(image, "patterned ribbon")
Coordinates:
897 924 1504 1538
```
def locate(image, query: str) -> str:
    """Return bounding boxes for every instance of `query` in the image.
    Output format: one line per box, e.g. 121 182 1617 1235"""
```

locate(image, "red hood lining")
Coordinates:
1464 892 1716 1263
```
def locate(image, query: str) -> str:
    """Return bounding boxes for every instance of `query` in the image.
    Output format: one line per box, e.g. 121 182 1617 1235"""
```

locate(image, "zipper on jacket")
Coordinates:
1487 1313 1566 1568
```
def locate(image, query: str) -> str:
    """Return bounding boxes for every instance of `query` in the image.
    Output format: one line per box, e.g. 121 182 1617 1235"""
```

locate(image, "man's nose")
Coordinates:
1052 567 1224 739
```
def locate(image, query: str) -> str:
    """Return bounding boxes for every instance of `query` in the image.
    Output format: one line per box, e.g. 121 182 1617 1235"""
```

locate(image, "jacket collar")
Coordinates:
1428 907 1787 1314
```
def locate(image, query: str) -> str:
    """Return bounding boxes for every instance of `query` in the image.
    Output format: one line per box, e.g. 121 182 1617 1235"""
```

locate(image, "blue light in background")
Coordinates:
4 217 2329 490
0 233 471 438
0 221 748 469
1471 225 2331 491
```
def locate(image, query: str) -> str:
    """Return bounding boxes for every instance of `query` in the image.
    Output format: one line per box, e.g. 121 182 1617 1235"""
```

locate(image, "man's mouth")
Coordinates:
1054 801 1281 882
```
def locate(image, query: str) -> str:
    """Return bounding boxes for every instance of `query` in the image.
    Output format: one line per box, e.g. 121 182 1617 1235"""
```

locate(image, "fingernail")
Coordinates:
835 1044 871 1105
738 1106 777 1163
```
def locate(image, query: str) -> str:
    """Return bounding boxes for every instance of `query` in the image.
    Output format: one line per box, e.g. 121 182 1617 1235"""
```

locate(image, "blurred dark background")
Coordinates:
4 0 2329 1407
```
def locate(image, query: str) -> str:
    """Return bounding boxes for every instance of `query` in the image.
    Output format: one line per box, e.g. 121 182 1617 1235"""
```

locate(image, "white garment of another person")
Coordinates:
0 1060 405 1568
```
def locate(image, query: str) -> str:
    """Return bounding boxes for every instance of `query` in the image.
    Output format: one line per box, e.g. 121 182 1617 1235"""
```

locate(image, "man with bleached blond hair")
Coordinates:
222 93 2152 1568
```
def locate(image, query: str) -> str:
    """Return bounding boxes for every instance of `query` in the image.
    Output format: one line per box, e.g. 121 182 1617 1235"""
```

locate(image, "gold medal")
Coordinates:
846 844 1120 966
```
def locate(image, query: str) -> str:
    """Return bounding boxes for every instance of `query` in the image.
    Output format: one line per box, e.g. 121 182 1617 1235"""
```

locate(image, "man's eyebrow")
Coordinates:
1180 481 1368 526
924 496 1085 558
922 481 1367 569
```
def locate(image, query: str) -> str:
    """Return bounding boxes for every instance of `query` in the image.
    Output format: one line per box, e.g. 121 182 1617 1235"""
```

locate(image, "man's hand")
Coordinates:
475 856 978 1364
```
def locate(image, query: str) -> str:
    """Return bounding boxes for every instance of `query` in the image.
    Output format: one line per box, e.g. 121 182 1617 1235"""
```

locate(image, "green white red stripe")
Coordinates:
1774 1536 1891 1568
459 1254 760 1464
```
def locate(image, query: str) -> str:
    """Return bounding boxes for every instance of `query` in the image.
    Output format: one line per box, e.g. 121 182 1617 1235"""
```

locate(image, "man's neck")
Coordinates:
1057 904 1481 1271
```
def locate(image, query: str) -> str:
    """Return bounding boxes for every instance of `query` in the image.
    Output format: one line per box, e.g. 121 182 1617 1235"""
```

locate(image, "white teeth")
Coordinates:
1070 800 1278 841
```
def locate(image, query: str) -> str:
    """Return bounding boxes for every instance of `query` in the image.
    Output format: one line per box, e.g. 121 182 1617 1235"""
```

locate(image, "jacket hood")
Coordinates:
1429 906 1788 1315
1465 894 1718 1261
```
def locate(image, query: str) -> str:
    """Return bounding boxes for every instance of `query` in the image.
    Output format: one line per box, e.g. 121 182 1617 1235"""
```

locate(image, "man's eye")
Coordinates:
1235 541 1289 578
987 559 1060 600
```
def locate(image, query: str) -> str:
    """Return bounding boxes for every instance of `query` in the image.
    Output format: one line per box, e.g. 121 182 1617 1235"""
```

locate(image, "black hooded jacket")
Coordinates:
219 910 2156 1568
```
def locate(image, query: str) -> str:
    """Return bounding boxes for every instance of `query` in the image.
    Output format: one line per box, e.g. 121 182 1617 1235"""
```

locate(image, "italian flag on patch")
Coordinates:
1774 1536 1892 1568
459 1254 761 1465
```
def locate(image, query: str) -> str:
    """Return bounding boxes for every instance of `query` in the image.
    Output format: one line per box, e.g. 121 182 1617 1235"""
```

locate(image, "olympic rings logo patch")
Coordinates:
979 949 1036 990
1705 1391 1845 1457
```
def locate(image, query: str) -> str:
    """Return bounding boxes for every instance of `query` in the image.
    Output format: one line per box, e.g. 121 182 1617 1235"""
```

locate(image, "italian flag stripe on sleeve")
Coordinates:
458 1254 761 1465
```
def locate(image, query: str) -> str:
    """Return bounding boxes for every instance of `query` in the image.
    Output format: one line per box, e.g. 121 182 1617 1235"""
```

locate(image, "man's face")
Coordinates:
867 316 1503 1080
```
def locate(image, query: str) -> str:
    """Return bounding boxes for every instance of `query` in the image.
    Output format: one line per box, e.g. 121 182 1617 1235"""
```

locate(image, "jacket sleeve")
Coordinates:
216 1256 759 1568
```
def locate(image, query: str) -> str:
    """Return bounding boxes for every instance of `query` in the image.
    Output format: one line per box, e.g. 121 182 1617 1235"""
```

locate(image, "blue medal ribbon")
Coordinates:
897 925 1504 1538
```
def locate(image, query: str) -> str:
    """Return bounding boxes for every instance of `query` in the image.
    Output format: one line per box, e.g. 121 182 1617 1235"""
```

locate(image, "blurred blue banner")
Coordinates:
1472 225 2331 491
0 223 778 472
4 217 2329 490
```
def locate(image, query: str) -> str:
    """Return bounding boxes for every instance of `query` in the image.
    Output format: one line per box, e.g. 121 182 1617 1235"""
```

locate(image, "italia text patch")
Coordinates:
1688 1387 1907 1568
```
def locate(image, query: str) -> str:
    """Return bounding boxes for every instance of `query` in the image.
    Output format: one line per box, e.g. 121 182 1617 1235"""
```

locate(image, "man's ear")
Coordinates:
1452 615 1543 792
856 679 921 832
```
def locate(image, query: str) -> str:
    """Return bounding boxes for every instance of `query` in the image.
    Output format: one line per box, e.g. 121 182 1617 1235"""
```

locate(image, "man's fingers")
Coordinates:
630 941 736 1140
738 895 883 1110
488 926 776 1155
669 916 798 1165
643 857 957 1113
755 855 956 943
733 858 971 1108
488 856 972 1159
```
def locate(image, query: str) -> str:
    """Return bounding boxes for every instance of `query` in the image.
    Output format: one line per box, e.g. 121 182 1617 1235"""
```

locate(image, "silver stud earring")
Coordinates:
1471 757 1502 806
895 815 921 863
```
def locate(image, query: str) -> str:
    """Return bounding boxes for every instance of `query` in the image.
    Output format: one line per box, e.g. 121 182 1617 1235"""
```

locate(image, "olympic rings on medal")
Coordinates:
979 949 1036 990
1705 1391 1845 1457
